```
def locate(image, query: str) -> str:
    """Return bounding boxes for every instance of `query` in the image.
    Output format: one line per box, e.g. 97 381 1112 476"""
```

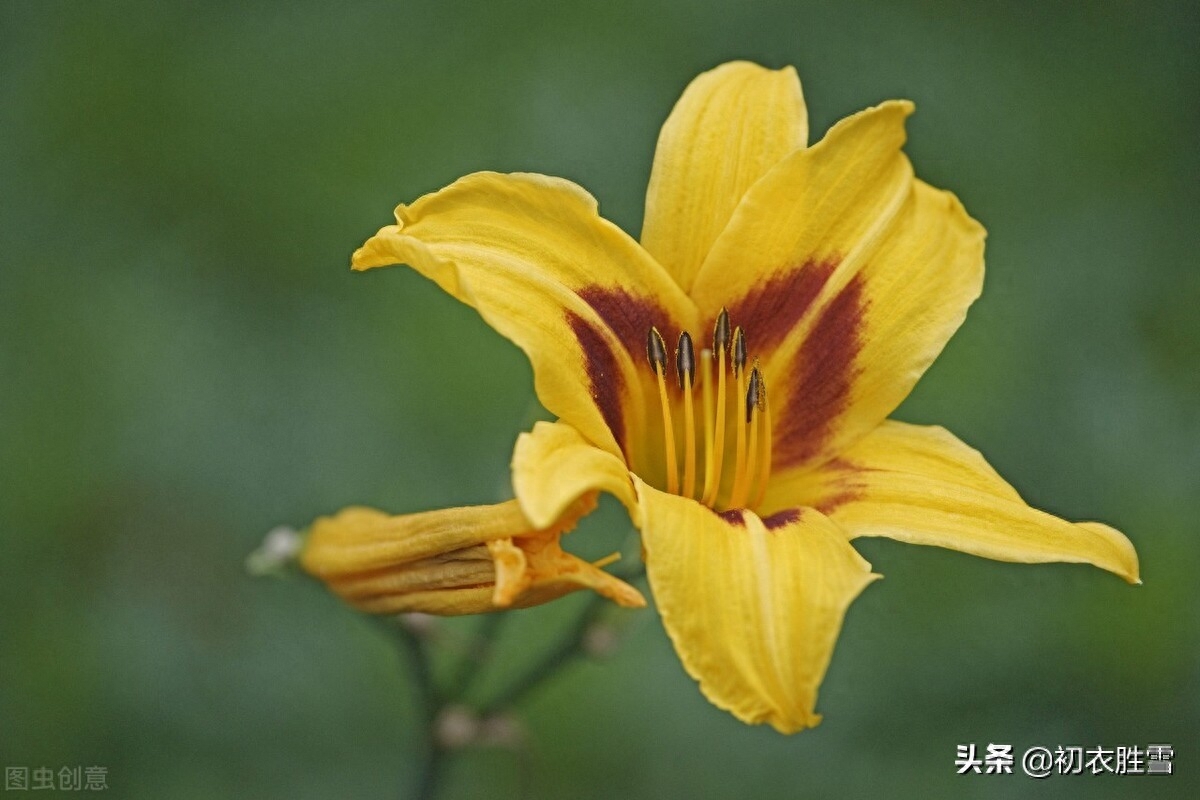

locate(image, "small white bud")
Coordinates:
245 526 303 576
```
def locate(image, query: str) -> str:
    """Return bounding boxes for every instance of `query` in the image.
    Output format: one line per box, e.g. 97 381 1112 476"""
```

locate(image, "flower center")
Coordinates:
645 308 770 512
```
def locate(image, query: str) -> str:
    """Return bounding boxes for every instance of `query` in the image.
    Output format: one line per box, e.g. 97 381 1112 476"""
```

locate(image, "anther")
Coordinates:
713 308 731 353
732 326 747 376
675 332 695 390
746 366 762 423
646 327 668 373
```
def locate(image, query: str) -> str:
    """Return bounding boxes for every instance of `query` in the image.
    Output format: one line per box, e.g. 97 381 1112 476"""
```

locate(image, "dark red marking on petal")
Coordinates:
811 458 865 515
716 509 746 526
814 490 862 515
722 257 840 352
762 508 804 531
565 309 626 453
773 273 867 469
578 286 676 363
568 286 675 454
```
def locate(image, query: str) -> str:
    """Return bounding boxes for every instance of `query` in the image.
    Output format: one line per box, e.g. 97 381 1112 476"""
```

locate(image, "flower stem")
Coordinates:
477 593 610 716
414 744 446 800
384 620 446 800
475 532 644 716
377 547 644 799
444 612 506 700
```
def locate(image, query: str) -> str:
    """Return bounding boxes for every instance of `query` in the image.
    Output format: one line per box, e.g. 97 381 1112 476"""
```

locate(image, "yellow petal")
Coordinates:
641 61 807 292
357 586 498 616
512 420 638 530
489 533 645 610
634 476 878 733
300 495 644 615
690 101 985 473
769 421 1140 584
354 171 698 462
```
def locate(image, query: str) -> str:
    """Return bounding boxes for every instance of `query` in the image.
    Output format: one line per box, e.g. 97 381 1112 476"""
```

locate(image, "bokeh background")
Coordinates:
2 1 1196 798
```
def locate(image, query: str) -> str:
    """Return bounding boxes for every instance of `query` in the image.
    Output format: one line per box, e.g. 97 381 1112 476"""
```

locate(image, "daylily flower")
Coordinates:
302 61 1139 733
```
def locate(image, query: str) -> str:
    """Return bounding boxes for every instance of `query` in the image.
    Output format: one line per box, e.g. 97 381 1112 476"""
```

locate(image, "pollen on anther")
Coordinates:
746 366 762 423
732 326 747 375
714 308 731 353
646 327 668 373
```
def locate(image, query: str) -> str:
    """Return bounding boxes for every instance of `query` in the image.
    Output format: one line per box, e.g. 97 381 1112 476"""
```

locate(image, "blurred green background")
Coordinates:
2 1 1196 798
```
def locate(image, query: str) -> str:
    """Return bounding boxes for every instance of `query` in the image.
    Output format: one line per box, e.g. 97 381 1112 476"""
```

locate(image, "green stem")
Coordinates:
413 744 446 800
378 538 644 798
477 593 610 716
477 548 646 716
444 612 506 700
384 620 446 800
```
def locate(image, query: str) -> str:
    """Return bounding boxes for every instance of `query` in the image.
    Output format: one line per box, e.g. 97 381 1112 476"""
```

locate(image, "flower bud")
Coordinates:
299 494 644 615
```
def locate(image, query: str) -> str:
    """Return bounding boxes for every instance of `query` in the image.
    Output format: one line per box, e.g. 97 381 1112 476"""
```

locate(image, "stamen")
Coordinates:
700 348 715 503
676 332 697 499
731 326 748 507
732 324 747 375
675 331 695 390
714 307 731 354
647 327 679 495
750 368 773 509
642 313 772 510
646 326 668 371
701 310 730 507
730 365 762 509
745 363 762 423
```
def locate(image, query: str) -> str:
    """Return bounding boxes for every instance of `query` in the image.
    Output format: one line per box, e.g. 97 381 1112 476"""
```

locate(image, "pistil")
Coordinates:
701 309 730 507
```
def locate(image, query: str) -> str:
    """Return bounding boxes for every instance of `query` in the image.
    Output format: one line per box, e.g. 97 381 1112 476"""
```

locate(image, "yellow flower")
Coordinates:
302 61 1139 733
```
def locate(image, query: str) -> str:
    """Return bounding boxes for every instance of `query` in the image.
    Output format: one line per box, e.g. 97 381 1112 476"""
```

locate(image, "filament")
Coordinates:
700 350 715 504
750 380 773 510
644 311 777 513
